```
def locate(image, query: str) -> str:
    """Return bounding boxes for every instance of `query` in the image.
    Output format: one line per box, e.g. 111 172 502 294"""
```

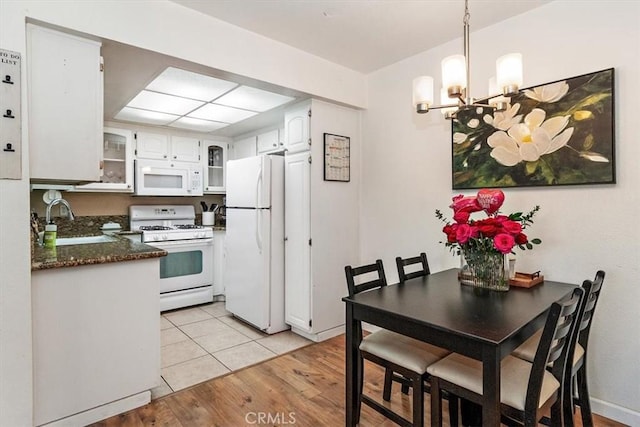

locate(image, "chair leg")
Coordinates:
550 398 563 427
383 368 393 401
563 369 575 427
412 375 425 427
430 377 443 427
448 394 459 427
356 355 363 424
577 366 594 427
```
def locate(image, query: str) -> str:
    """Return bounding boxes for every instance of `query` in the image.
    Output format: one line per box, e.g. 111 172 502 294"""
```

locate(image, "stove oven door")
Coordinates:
149 238 214 294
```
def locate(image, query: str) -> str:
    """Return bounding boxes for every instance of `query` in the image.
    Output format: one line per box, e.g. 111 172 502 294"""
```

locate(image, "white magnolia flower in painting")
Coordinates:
483 103 523 131
524 81 569 103
453 132 468 144
487 108 574 166
467 118 480 129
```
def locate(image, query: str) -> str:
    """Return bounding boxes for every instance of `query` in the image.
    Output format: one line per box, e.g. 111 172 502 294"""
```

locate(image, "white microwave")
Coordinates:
134 159 203 196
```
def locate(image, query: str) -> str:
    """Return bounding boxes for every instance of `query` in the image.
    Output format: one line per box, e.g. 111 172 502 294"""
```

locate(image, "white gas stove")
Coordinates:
130 205 213 242
129 205 214 311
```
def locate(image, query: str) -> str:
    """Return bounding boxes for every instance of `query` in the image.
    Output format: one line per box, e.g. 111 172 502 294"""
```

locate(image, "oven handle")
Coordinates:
146 238 213 248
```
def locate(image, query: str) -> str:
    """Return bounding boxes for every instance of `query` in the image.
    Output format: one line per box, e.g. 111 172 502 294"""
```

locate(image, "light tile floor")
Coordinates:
151 301 313 398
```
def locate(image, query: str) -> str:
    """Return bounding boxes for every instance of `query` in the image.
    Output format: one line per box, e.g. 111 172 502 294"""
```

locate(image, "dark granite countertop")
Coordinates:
31 235 167 271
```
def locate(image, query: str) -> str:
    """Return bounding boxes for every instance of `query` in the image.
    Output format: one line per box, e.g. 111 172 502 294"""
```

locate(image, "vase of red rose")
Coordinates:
436 189 542 292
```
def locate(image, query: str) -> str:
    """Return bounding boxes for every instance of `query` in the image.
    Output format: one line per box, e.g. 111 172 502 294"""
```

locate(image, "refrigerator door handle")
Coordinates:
255 208 262 253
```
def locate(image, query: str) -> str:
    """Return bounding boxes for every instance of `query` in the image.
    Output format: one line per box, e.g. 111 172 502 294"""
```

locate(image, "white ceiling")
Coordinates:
104 0 552 137
170 0 552 74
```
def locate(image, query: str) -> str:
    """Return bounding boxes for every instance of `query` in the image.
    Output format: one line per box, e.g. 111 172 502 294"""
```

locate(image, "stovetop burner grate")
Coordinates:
174 224 204 230
139 225 173 231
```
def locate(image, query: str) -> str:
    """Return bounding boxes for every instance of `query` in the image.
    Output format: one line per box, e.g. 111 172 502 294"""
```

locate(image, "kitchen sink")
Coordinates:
56 235 117 246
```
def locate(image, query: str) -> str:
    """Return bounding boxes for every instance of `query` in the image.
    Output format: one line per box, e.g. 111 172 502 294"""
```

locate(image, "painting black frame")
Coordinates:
451 68 615 189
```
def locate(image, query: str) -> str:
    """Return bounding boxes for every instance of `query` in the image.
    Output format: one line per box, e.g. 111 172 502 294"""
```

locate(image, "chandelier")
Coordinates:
412 0 523 119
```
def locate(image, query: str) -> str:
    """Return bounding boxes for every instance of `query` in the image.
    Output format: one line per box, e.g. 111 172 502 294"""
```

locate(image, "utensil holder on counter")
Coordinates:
202 212 215 226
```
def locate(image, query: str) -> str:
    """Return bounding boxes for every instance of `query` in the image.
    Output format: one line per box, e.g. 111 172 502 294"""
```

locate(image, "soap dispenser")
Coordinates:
43 222 57 248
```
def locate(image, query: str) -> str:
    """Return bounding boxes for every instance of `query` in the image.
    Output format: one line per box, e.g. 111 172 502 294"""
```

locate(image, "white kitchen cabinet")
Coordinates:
284 151 312 332
135 132 169 160
32 259 160 426
74 127 134 192
170 136 201 163
27 24 103 184
232 135 257 160
257 129 282 154
213 230 226 296
284 101 311 154
204 140 227 193
284 99 360 342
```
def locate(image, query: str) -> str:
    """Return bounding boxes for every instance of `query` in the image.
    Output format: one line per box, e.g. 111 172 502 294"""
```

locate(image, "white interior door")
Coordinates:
224 208 271 330
284 152 312 331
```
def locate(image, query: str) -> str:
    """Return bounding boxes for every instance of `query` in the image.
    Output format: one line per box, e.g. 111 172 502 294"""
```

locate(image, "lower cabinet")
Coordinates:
213 229 226 296
31 259 160 426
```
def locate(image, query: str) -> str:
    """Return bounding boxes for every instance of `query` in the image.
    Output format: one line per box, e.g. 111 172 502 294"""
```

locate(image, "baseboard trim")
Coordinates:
40 391 150 426
591 397 639 426
291 325 344 342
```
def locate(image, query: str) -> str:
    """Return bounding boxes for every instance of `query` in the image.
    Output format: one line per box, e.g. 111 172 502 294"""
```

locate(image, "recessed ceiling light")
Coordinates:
215 86 295 112
146 67 238 101
114 107 179 125
188 104 258 124
169 117 229 132
127 90 205 115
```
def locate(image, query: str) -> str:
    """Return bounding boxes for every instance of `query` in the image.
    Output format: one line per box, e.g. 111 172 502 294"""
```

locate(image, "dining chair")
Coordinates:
512 270 605 427
396 252 431 282
345 260 450 427
427 286 584 427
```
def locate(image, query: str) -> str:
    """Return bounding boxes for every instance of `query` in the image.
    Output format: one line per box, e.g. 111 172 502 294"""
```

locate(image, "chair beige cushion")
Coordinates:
426 353 560 411
512 330 585 366
360 329 450 373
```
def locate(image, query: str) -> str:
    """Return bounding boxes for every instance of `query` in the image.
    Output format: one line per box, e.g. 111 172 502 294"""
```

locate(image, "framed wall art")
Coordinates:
451 68 615 189
324 133 350 182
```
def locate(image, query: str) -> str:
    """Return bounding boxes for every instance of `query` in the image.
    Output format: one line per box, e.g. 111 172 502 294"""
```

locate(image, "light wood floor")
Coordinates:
92 335 626 427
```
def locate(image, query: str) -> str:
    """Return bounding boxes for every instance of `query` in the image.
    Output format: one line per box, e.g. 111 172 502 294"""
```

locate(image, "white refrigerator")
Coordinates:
224 154 288 334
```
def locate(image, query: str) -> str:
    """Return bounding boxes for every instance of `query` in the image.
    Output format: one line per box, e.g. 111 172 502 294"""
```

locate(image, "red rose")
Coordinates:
477 224 499 237
515 233 528 245
453 211 470 224
455 224 474 244
501 220 522 235
493 233 516 254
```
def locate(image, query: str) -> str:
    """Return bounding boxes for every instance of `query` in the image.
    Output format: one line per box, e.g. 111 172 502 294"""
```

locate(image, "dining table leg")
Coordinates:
345 304 357 426
482 346 501 427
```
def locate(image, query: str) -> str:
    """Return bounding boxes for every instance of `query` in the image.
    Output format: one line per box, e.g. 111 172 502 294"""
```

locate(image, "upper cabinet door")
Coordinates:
135 132 169 160
74 127 134 192
257 129 281 154
171 136 200 163
27 24 103 184
203 140 227 194
284 102 310 154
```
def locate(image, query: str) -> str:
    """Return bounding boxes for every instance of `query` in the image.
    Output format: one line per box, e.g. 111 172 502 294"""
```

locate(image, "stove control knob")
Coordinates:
162 234 168 240
153 235 160 241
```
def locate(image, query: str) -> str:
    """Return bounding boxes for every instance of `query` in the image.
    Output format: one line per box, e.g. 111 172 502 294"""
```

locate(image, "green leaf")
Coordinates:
531 238 542 244
526 243 533 250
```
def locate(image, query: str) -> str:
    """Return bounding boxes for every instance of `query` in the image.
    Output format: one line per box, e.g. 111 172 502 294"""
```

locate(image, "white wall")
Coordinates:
362 1 640 424
0 1 367 424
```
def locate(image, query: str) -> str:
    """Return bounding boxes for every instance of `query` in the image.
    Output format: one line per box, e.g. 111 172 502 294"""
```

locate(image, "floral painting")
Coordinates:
452 68 615 189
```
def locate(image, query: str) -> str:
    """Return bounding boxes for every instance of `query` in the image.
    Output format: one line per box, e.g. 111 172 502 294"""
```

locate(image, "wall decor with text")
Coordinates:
324 133 350 182
451 68 615 189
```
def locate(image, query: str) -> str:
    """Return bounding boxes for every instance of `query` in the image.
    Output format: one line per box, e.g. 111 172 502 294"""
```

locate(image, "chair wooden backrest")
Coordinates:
396 252 430 282
524 287 584 415
577 270 605 352
345 259 387 297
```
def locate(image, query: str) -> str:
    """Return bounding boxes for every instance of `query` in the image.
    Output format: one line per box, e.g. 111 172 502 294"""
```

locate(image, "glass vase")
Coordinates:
459 249 510 291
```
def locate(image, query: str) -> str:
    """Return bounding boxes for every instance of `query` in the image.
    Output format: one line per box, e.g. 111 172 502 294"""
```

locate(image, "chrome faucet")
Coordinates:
46 198 75 224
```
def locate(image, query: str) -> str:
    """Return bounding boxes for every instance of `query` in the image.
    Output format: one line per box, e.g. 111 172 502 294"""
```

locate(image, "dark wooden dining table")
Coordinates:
343 268 577 426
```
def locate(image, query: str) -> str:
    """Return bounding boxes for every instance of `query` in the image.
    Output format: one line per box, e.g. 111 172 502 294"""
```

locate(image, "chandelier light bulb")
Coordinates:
440 87 457 118
442 55 467 97
496 53 523 95
413 76 434 113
